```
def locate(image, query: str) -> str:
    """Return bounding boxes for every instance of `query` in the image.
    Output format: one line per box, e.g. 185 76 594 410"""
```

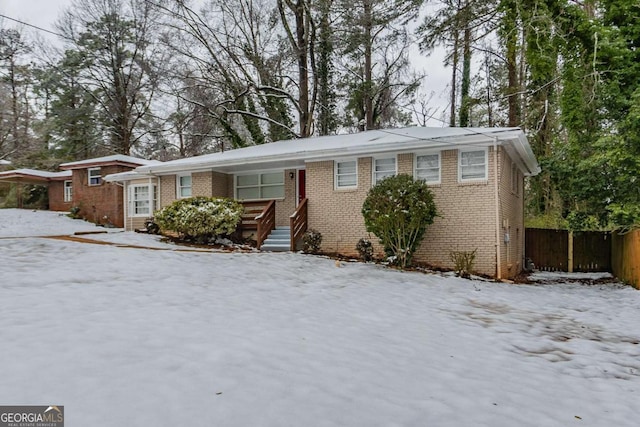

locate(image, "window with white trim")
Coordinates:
415 153 441 184
128 184 157 217
177 174 192 198
63 180 73 202
373 157 397 184
88 168 102 186
235 172 284 200
335 160 357 189
459 149 487 181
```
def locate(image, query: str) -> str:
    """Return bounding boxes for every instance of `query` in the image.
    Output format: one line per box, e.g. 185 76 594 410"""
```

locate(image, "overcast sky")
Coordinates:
1 0 451 126
0 0 69 34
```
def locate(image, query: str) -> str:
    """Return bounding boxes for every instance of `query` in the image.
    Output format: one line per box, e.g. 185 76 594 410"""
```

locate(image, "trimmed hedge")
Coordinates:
154 197 243 242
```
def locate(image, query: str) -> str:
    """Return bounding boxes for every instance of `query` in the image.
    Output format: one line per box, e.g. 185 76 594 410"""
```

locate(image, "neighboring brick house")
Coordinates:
0 169 72 210
58 155 160 227
0 155 159 227
106 127 540 279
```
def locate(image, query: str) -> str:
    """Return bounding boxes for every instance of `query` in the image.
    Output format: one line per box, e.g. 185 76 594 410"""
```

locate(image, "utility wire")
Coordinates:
0 13 68 40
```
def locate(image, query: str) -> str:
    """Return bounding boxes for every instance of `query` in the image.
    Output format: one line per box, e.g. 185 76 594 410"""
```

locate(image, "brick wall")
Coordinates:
306 149 507 277
212 172 230 197
414 149 497 276
48 180 72 212
192 171 213 197
71 165 127 227
159 175 176 208
307 158 372 255
497 148 525 278
275 169 297 227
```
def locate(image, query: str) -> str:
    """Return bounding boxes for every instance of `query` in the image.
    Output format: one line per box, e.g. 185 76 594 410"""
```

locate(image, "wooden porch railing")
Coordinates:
289 198 308 251
239 201 265 231
255 200 276 249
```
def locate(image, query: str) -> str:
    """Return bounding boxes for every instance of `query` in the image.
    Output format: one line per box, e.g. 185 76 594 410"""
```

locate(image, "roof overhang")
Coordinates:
59 155 161 170
0 169 72 184
134 127 541 177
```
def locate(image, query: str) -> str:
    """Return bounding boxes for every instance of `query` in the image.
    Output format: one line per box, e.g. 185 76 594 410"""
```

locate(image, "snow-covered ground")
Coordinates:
0 208 639 426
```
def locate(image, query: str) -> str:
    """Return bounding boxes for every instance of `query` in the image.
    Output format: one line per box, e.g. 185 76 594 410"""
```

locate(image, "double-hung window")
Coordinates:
415 153 441 184
88 168 102 186
459 149 488 181
373 157 397 184
129 184 157 217
63 180 73 202
335 160 357 189
177 174 192 198
235 172 285 200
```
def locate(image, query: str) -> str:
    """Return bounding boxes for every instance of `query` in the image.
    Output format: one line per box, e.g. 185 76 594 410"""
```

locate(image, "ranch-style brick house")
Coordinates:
0 155 159 227
105 127 540 279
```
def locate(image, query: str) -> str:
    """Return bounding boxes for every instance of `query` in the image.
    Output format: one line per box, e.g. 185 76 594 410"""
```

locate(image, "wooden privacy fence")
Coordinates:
525 228 568 271
612 230 640 289
525 229 611 272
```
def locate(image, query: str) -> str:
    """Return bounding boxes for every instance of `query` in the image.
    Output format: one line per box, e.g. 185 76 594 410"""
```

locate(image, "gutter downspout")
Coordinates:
494 140 502 280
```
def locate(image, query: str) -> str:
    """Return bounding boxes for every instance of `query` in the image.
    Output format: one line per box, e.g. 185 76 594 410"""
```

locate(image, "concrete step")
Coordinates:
260 227 291 252
260 243 290 252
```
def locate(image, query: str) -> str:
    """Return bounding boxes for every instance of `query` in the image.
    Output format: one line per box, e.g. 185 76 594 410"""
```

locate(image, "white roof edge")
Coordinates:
60 154 160 168
103 171 157 182
515 132 542 176
134 127 540 176
0 168 72 179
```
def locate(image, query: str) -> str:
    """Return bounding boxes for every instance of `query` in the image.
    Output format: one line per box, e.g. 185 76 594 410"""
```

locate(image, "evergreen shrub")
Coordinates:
362 174 437 268
302 229 322 254
154 197 243 242
356 238 374 261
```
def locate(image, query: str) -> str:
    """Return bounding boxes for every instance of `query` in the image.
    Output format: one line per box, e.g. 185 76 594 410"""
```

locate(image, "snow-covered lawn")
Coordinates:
0 208 639 426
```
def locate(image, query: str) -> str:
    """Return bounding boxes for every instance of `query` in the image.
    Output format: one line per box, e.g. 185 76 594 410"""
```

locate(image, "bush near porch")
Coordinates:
154 197 243 243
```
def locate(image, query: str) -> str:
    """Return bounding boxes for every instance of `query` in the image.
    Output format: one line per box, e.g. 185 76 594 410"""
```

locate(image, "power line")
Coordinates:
0 13 67 40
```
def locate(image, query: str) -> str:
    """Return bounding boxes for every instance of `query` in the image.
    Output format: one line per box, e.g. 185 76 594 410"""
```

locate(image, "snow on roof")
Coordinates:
136 126 540 176
0 168 72 180
59 155 161 169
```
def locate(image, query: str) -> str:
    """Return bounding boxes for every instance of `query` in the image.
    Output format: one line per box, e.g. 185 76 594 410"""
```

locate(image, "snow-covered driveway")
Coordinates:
0 209 638 426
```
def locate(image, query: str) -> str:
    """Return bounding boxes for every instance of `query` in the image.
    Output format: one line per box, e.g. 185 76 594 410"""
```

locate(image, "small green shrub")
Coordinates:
302 229 322 254
356 238 374 261
450 249 477 279
68 206 81 219
154 197 243 242
362 174 437 268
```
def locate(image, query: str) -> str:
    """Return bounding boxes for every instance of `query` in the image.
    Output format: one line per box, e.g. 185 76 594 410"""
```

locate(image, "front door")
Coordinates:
297 169 306 205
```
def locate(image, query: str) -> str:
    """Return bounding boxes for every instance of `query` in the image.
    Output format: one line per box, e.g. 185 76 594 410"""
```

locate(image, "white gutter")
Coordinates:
494 140 502 280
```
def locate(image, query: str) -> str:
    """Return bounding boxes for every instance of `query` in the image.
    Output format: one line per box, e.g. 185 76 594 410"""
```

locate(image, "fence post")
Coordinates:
568 231 574 273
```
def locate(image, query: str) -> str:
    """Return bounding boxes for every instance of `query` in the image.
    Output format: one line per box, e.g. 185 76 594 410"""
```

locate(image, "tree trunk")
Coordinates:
459 21 472 127
363 0 374 131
